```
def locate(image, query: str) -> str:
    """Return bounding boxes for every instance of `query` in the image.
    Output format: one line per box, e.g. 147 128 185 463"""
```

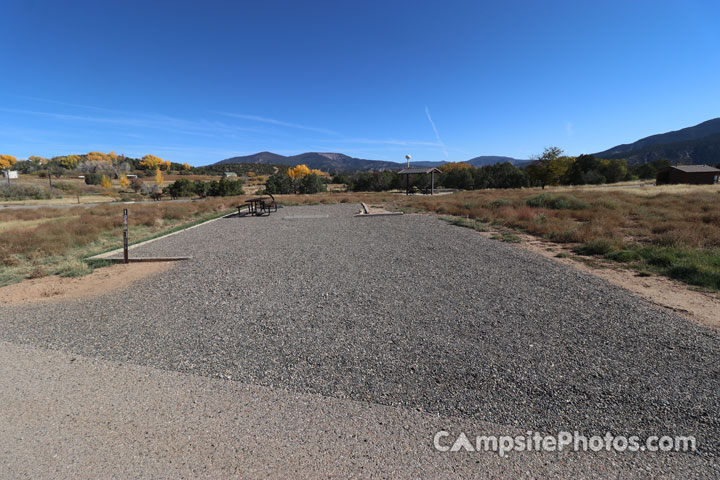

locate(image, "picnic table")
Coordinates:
238 194 277 216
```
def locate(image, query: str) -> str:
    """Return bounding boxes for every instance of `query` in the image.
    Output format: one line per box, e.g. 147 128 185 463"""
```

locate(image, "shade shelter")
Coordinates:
656 165 720 185
397 167 441 195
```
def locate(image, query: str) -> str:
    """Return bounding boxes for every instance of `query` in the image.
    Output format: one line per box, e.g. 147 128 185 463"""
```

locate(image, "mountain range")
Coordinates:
214 152 526 172
593 118 720 165
212 117 720 171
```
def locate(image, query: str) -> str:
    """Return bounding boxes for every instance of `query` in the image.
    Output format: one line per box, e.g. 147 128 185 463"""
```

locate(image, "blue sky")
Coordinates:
1 0 719 165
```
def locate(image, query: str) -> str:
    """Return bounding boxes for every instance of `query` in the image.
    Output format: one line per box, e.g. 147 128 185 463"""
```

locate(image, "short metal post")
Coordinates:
123 209 129 264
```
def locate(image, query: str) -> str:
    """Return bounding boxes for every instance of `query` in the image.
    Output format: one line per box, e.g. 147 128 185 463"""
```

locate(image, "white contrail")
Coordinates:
425 106 448 159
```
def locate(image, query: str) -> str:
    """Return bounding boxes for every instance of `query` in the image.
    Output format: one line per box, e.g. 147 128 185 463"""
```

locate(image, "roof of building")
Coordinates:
397 167 442 174
669 165 720 173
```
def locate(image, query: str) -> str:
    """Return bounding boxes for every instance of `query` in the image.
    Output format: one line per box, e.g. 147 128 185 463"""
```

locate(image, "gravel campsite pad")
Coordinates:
1 203 718 476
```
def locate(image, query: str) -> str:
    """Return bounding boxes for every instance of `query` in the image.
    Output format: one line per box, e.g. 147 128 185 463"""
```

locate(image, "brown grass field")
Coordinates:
1 183 719 290
0 198 236 286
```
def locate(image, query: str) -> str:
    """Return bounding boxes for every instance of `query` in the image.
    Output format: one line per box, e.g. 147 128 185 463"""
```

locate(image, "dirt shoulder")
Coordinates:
0 262 174 306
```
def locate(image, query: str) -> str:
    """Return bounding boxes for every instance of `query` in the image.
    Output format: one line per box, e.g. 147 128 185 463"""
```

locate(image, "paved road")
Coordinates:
1 204 718 477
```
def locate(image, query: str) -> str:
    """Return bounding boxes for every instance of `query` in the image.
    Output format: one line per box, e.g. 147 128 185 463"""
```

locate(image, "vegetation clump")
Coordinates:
526 193 590 210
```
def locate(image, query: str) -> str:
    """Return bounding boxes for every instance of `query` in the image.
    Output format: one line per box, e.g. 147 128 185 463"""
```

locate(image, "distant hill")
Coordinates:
594 118 720 165
215 152 400 172
214 152 526 172
466 156 525 167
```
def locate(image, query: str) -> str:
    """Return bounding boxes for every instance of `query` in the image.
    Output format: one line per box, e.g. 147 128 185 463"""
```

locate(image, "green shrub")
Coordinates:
166 178 198 198
52 181 77 192
526 193 590 210
265 172 294 194
487 199 510 208
207 178 244 197
573 239 616 255
0 184 52 200
298 173 327 194
84 173 103 185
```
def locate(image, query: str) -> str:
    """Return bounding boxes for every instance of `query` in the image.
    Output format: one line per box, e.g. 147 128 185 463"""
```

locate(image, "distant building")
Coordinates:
2 170 18 179
126 174 138 179
223 172 238 178
656 165 720 185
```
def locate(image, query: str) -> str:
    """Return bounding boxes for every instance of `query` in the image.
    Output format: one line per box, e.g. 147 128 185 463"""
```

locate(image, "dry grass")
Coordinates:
386 186 720 290
0 197 242 285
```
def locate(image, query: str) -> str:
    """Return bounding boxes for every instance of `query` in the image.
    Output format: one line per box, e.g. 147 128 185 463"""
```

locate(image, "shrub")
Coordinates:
84 173 103 185
0 184 51 200
487 199 510 208
265 172 294 194
573 239 617 256
207 178 244 196
166 178 198 198
526 194 590 210
298 173 327 194
130 177 144 193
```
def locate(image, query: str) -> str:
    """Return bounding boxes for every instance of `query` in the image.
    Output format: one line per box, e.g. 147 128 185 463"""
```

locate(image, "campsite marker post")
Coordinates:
123 209 129 264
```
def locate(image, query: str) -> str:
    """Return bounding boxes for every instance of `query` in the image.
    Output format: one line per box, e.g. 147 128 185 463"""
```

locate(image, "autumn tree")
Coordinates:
119 173 130 189
183 162 191 171
140 154 163 170
0 154 18 170
87 151 111 163
155 168 164 185
58 155 80 170
287 164 311 179
100 174 112 189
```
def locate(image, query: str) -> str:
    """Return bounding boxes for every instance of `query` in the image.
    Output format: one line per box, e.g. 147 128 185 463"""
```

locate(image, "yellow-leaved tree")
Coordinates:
119 173 130 189
140 154 163 170
0 154 17 170
100 174 112 189
155 168 164 185
182 162 191 171
59 155 80 170
162 160 171 171
287 164 311 179
87 151 110 163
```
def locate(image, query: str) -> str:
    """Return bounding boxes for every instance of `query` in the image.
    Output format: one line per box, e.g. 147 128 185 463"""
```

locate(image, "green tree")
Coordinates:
166 178 198 198
265 171 294 194
298 173 327 194
527 147 565 189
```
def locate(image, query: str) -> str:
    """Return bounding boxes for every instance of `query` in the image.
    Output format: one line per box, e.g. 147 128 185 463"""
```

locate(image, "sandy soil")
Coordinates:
0 262 174 306
490 230 720 331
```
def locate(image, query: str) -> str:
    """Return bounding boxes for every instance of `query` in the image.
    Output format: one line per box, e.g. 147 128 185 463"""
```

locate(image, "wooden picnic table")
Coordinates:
238 194 278 216
244 197 267 215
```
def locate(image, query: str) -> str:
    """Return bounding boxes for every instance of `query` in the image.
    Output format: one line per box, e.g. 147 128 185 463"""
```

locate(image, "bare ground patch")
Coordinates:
0 262 174 306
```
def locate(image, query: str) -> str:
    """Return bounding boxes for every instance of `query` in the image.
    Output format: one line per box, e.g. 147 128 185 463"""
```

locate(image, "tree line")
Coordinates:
330 148 675 192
